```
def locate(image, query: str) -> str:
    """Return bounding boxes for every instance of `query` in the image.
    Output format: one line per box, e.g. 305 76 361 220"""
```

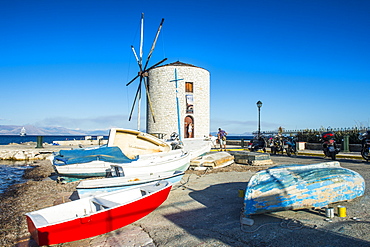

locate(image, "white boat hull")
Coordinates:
77 171 184 198
54 149 190 178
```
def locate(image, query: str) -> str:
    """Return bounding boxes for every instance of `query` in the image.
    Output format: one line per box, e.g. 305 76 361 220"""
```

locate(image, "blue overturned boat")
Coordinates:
243 161 365 218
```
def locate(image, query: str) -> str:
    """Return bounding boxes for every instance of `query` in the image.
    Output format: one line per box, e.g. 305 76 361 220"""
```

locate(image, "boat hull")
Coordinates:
26 181 172 246
243 161 365 216
54 150 190 178
77 171 184 198
107 128 171 159
53 160 110 177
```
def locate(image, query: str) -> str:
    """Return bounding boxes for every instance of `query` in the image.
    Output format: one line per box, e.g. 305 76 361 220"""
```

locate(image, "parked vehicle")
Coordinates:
270 135 284 155
248 136 266 152
321 132 340 160
284 136 297 157
359 131 370 161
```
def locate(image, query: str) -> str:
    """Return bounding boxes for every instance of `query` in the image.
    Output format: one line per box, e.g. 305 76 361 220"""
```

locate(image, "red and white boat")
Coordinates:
25 180 171 246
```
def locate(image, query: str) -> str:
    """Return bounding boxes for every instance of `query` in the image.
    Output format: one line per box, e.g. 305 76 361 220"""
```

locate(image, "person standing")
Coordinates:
188 123 193 138
217 128 228 151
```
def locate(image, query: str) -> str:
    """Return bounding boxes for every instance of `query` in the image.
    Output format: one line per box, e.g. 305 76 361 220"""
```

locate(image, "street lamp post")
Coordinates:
256 101 263 137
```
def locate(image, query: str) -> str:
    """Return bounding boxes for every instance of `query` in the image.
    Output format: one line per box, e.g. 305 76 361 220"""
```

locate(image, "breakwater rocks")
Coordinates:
0 149 53 161
0 143 70 161
0 140 107 161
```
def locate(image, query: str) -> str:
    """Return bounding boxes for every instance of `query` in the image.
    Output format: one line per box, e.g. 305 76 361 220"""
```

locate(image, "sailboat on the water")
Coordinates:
20 127 26 136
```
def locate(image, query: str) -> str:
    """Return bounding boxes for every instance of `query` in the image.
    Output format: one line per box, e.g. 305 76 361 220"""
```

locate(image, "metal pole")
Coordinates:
258 107 261 137
170 68 183 142
256 101 262 138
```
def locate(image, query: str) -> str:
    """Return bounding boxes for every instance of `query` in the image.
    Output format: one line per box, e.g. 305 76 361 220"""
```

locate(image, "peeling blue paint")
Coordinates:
243 161 365 216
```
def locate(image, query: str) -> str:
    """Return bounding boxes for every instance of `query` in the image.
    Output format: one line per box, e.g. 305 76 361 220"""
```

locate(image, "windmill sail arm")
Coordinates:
131 46 140 65
144 18 165 70
143 79 156 123
128 80 142 121
131 45 144 73
145 58 168 72
139 13 144 64
126 74 140 86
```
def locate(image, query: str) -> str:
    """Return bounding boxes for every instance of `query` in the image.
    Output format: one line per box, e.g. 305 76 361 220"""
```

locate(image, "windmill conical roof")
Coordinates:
154 61 207 71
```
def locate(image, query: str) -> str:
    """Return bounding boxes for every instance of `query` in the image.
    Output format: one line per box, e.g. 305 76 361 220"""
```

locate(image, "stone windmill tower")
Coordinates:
147 61 210 140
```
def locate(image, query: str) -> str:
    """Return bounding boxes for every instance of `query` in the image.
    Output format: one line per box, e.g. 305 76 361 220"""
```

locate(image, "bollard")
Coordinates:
343 135 349 152
36 136 44 148
241 138 244 148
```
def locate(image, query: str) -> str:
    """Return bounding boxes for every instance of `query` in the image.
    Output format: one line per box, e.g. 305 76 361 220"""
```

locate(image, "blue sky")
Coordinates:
1 0 369 134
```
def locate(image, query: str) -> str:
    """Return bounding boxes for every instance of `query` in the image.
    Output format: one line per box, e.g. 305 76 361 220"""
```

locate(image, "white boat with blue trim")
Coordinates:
77 170 184 198
51 128 186 178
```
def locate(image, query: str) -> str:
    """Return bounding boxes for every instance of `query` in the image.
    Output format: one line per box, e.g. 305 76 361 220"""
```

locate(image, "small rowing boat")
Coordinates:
26 180 171 246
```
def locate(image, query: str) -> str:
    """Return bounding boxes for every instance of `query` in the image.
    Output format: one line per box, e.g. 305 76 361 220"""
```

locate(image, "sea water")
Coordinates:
0 162 31 194
0 135 108 145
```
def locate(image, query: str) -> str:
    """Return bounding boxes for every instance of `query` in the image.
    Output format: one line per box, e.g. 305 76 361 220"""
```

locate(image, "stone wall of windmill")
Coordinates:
147 61 210 139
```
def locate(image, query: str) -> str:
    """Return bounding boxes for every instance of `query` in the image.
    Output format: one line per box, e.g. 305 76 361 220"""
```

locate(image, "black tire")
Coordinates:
330 152 336 160
286 147 291 157
361 149 369 161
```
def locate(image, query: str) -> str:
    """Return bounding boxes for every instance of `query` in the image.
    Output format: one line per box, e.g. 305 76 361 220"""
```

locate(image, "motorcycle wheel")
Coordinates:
330 152 336 160
361 149 369 161
286 148 291 157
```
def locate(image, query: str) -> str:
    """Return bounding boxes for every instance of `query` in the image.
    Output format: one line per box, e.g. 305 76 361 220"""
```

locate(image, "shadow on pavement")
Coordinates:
164 181 370 247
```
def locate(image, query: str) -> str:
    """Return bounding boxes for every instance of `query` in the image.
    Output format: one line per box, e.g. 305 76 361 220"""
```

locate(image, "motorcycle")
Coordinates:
359 131 370 161
248 136 266 152
270 135 284 155
321 131 340 160
284 136 297 157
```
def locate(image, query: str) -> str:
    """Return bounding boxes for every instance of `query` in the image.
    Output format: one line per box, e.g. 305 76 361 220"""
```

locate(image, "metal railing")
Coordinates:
253 126 369 136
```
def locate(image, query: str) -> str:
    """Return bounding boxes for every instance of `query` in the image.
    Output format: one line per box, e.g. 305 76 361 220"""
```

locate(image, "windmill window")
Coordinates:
185 82 193 93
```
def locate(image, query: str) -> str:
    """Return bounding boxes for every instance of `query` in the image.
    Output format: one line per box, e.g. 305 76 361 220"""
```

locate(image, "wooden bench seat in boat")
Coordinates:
92 197 121 209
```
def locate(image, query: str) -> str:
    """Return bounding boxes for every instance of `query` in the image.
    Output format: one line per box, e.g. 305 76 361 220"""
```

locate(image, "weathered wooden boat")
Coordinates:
54 148 190 178
190 151 234 170
107 128 171 159
243 161 365 217
51 128 187 177
77 170 184 198
25 180 171 246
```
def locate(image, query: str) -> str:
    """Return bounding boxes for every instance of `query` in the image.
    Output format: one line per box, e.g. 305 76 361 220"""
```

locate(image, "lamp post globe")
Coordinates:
256 101 263 137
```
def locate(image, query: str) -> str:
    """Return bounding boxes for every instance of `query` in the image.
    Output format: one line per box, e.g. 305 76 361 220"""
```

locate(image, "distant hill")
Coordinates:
0 125 109 136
